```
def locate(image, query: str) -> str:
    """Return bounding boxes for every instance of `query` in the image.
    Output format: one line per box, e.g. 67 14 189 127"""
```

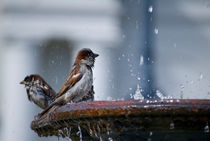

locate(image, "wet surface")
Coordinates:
31 99 210 140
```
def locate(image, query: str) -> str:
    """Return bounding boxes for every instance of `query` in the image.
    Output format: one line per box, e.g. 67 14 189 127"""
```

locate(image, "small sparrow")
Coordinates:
40 48 98 115
20 74 56 109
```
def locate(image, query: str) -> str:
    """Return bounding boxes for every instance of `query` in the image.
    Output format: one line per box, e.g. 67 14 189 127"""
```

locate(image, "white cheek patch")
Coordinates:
81 59 88 64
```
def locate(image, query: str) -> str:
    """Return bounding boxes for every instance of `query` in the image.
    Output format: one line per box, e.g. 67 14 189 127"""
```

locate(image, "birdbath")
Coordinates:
31 99 210 140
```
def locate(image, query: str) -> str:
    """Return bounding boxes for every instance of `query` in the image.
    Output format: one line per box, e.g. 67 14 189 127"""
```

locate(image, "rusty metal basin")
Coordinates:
31 99 210 140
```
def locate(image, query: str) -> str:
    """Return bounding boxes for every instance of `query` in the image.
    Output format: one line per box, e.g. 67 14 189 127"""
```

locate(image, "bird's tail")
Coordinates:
39 96 65 117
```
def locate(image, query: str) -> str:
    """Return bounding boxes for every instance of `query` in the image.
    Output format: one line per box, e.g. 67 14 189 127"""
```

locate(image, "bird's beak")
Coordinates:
20 81 27 85
94 53 99 58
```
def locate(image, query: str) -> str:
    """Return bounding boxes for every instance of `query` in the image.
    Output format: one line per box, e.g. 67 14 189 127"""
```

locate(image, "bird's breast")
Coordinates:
28 85 49 109
65 67 93 102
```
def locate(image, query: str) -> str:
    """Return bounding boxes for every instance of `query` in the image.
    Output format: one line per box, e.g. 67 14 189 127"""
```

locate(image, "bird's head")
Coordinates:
20 74 42 86
75 48 99 67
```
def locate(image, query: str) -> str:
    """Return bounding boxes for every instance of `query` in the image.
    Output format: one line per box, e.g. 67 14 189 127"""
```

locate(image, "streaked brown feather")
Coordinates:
57 64 82 97
32 75 56 100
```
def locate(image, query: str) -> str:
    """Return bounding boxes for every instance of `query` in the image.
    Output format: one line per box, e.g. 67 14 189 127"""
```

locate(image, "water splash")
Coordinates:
66 127 72 141
87 122 93 136
106 96 115 101
156 90 166 100
133 84 144 100
77 125 82 141
57 129 63 141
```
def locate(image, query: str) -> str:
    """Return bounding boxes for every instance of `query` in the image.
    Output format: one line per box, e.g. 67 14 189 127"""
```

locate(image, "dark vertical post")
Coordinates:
118 0 156 99
141 0 157 98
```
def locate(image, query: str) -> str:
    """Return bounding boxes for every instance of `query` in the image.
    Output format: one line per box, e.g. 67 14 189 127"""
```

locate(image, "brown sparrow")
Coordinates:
40 48 98 115
20 74 56 109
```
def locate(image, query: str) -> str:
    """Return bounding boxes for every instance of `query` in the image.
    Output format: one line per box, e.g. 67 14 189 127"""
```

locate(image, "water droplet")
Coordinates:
122 54 125 57
137 77 141 80
149 131 153 136
170 122 175 130
204 123 209 133
190 80 194 84
140 55 144 65
129 88 132 90
199 73 203 81
67 127 72 139
108 137 113 141
77 125 82 141
154 28 159 34
180 84 185 89
99 136 103 141
148 6 153 13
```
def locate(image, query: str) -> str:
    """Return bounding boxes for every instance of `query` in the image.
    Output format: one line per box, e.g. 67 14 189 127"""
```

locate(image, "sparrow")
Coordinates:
20 74 57 109
40 48 99 115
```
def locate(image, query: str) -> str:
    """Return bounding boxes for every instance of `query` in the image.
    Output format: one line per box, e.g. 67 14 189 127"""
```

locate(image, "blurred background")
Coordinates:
0 0 210 140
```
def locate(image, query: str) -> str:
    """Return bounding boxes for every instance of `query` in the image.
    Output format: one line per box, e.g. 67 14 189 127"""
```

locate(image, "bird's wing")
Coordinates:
41 84 56 100
57 65 83 98
37 76 57 100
